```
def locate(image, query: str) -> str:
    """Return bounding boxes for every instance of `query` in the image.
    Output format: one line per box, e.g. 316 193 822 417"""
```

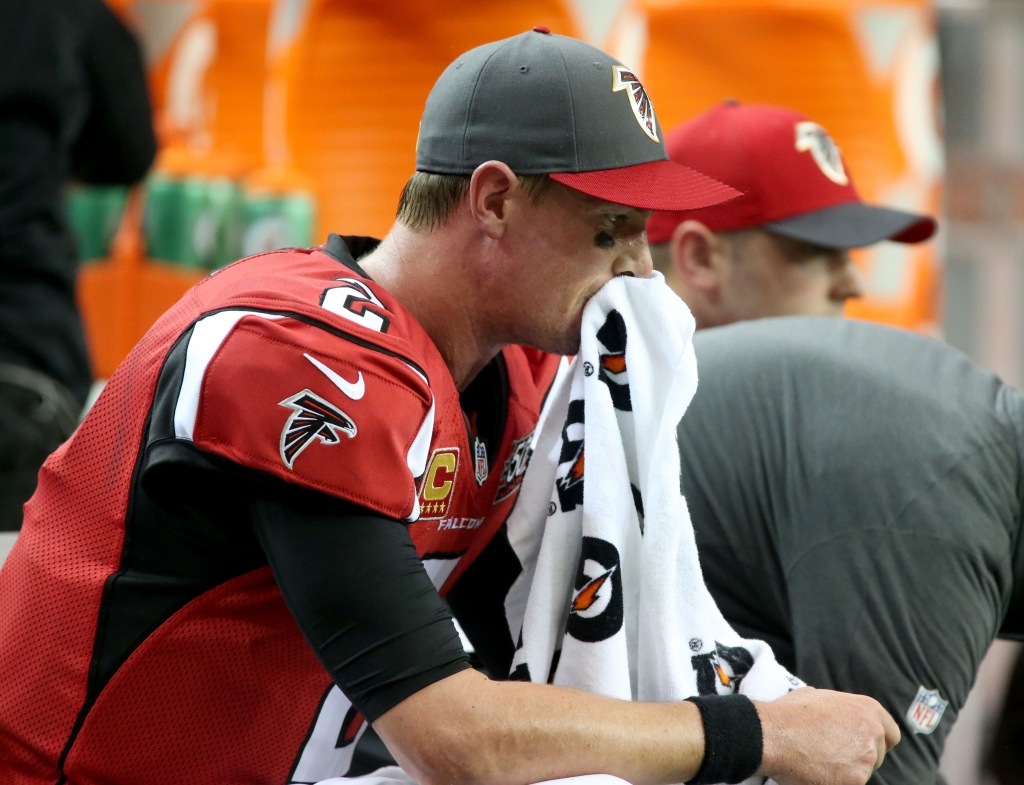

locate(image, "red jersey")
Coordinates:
0 235 558 785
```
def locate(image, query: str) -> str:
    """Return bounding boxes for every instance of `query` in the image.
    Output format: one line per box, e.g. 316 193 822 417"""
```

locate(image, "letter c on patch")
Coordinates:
424 452 457 500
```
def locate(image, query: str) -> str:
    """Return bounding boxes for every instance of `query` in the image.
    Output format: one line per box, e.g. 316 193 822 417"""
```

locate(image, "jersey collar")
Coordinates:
323 233 379 280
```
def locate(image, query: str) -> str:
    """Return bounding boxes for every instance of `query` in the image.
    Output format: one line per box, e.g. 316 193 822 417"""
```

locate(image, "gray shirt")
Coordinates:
680 317 1024 785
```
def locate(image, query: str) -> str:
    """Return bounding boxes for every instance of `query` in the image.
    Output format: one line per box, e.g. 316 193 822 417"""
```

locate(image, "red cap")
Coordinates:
550 159 741 212
646 102 937 249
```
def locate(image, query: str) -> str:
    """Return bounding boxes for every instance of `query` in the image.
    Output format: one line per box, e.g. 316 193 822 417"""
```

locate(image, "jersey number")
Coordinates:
320 278 391 333
288 685 369 783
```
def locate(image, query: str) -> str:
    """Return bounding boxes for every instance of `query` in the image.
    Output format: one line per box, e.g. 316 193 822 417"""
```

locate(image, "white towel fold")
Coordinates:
502 274 802 782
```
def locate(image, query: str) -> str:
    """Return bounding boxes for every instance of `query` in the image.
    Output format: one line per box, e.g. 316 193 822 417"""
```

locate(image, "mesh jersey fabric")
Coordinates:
0 237 559 785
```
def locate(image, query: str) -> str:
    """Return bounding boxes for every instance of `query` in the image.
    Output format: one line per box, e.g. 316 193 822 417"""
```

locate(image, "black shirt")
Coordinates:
679 317 1024 785
0 0 156 402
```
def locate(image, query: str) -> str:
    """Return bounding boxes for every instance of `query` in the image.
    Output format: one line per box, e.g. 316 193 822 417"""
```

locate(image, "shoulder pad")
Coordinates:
171 309 434 519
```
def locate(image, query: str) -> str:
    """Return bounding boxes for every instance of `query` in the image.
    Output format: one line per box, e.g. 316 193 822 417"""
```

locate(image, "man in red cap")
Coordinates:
646 102 937 327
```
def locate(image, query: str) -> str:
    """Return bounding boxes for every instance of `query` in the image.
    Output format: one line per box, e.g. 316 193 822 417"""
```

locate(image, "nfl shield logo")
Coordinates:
474 439 488 486
906 686 948 734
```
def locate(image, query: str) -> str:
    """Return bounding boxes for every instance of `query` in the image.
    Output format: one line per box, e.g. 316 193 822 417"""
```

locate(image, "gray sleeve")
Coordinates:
786 527 1003 785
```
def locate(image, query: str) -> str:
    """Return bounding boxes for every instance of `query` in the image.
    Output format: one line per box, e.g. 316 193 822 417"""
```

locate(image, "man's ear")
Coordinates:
469 161 519 239
670 220 728 297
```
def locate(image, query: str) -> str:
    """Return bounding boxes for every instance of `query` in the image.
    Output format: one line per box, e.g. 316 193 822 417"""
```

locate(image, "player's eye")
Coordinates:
594 231 615 250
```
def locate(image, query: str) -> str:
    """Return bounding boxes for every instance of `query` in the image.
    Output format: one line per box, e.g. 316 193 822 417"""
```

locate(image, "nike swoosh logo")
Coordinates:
304 353 365 400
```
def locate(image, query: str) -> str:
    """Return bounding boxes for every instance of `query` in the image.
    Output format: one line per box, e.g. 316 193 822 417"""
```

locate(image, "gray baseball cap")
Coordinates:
415 28 740 211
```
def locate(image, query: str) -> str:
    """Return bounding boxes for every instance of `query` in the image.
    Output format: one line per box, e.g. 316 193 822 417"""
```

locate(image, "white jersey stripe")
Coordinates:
173 310 284 441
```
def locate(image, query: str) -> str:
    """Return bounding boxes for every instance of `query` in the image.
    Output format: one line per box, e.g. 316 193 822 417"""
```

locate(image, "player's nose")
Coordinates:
613 239 654 279
830 252 865 303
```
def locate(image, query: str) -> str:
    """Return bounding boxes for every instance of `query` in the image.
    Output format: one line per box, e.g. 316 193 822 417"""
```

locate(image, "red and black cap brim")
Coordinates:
764 201 937 250
549 159 742 212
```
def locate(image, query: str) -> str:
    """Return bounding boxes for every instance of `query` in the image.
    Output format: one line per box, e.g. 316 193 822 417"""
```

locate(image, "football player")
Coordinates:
0 31 896 785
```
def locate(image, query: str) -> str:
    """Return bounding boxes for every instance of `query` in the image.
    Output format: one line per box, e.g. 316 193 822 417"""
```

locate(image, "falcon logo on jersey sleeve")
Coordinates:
795 121 849 185
612 65 658 142
418 447 460 520
567 537 623 643
279 390 357 469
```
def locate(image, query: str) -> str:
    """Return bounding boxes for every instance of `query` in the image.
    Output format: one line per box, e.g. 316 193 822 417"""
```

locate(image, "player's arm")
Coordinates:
251 482 898 785
786 529 995 782
376 669 897 785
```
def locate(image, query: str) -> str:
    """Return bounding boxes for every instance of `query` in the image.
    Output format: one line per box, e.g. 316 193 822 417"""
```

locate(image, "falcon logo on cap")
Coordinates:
612 65 658 143
795 121 849 185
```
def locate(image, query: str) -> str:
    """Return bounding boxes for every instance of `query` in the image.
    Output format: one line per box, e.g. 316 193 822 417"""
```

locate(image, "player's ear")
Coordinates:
469 161 518 239
671 220 725 297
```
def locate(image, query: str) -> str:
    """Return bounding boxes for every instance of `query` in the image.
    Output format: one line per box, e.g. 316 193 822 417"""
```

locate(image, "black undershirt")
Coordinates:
249 482 472 722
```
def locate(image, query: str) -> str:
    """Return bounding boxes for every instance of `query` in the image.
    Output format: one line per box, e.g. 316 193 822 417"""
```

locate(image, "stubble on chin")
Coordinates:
515 314 582 357
548 310 584 356
516 291 592 356
548 332 582 357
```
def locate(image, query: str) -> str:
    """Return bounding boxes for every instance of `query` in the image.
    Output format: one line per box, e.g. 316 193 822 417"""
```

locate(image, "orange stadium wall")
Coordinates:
266 0 581 240
80 0 581 378
78 0 942 379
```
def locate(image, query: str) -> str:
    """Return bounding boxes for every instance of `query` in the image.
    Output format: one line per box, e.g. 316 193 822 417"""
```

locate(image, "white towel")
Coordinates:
502 274 802 780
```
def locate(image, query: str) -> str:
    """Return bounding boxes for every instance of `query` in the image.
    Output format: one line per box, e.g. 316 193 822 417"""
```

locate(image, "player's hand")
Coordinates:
754 686 900 785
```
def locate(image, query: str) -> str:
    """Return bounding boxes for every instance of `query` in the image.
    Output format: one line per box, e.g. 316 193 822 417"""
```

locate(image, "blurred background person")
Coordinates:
0 0 156 530
645 102 937 328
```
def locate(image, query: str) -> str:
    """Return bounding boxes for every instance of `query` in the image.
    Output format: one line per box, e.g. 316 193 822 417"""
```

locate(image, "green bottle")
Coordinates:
66 185 128 262
180 175 213 269
205 177 243 269
282 191 315 248
240 189 316 257
144 174 184 264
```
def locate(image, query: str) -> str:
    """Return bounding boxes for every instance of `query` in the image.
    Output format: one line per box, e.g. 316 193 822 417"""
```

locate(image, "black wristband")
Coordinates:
685 694 763 785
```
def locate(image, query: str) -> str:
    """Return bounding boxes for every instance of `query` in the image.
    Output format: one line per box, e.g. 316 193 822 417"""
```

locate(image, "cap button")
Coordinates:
723 97 739 106
532 26 551 34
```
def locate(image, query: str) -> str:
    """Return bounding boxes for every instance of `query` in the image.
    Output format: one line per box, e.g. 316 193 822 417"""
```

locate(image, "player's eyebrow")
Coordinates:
589 204 651 223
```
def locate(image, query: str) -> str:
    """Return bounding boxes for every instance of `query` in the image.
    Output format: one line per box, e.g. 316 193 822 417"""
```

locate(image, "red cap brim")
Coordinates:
549 159 742 212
